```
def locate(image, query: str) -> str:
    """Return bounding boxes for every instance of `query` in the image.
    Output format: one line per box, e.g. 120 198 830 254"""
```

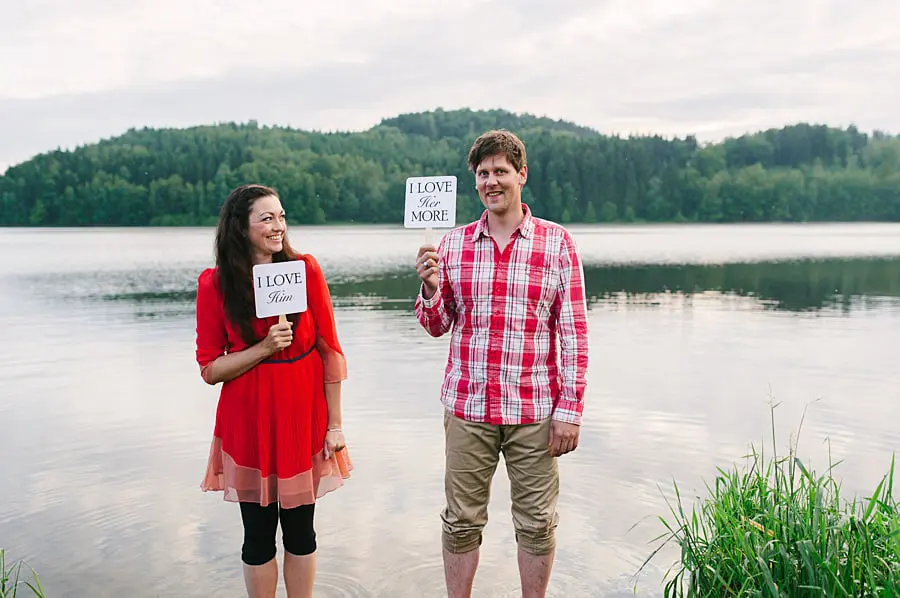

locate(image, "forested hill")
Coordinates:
1 107 899 227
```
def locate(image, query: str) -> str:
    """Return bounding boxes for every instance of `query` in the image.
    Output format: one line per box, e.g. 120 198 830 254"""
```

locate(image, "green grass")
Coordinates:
639 403 900 597
0 550 44 598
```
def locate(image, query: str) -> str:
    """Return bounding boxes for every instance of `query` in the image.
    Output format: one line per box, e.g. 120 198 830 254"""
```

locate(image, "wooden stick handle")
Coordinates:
278 314 287 324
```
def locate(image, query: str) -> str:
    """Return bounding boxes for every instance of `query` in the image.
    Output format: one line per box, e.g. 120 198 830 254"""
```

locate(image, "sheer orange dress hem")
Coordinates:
200 440 353 509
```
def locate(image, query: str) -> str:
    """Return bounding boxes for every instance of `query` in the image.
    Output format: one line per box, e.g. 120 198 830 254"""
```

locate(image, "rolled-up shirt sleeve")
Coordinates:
414 238 456 337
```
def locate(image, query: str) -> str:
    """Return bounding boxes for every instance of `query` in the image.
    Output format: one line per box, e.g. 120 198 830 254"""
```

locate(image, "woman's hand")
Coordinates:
261 320 293 356
324 428 346 460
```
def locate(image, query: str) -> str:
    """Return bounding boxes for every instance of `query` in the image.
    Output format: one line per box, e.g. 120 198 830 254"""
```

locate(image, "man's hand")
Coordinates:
416 244 439 298
548 421 580 457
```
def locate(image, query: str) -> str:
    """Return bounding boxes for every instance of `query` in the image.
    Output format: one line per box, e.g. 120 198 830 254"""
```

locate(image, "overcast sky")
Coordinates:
2 0 898 173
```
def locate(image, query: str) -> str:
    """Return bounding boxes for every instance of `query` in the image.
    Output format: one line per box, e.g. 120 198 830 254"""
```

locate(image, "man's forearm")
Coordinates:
415 284 454 337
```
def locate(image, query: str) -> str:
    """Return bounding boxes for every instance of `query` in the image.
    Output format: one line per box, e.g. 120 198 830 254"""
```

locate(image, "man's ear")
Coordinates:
519 164 528 186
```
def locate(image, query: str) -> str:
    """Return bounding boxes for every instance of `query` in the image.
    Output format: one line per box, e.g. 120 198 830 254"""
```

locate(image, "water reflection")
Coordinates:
328 257 900 313
40 256 900 315
580 258 900 312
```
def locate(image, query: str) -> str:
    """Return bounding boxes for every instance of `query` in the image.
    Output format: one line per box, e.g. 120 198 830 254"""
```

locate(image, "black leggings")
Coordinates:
239 502 316 566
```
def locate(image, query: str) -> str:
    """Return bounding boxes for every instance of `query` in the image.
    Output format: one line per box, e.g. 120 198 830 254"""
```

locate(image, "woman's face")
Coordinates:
247 194 286 263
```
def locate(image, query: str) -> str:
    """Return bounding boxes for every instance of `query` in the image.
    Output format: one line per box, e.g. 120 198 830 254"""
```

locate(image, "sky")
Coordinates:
1 0 898 173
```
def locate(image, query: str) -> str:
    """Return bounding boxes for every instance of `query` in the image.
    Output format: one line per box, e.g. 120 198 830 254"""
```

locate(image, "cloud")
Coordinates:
1 0 899 172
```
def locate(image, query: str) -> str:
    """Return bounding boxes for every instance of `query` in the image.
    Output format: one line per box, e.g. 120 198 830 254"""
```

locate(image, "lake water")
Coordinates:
1 223 899 597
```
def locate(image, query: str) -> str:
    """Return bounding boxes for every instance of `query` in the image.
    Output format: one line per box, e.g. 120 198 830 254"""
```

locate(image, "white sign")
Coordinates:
252 260 308 319
404 175 457 229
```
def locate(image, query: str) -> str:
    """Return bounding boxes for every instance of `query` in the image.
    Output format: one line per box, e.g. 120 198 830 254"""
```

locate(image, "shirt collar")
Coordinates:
472 203 535 241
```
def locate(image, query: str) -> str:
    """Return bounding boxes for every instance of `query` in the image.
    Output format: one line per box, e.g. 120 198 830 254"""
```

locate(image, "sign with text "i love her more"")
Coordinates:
404 176 457 229
252 260 307 319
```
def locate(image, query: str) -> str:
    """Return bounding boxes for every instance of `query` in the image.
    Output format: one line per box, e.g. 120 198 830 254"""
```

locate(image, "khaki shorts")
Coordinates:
440 410 560 556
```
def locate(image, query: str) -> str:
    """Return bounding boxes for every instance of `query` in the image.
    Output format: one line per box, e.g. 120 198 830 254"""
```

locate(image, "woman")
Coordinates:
195 184 351 598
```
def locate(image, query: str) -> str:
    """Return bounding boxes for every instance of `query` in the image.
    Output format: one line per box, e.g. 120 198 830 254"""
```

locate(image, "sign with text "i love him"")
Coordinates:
252 260 308 319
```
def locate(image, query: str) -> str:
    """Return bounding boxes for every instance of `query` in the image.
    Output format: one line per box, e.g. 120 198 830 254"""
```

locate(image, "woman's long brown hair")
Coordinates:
214 184 299 345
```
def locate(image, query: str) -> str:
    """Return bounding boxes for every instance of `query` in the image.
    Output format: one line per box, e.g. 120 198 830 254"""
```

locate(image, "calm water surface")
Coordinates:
1 223 899 597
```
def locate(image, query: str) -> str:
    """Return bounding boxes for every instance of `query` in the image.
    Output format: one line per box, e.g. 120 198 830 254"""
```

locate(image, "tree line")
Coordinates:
1 107 898 227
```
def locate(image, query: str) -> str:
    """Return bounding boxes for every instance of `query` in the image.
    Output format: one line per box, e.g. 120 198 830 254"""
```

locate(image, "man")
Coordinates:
414 129 589 598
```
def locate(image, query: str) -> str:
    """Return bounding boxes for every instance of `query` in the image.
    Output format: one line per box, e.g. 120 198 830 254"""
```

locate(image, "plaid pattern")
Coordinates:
415 204 589 426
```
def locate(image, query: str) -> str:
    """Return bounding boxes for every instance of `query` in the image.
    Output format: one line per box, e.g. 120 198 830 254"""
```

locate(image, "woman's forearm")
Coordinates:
201 342 271 385
324 381 342 428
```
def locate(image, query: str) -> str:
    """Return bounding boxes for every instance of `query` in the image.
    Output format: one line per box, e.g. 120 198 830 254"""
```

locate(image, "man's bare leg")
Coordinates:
443 547 479 598
518 547 554 598
503 419 559 598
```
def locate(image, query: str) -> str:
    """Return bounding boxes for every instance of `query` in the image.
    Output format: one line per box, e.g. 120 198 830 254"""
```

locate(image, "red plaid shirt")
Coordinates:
415 204 589 426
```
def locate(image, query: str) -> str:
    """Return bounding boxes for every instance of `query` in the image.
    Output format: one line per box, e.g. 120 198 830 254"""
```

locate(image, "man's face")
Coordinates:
475 154 527 216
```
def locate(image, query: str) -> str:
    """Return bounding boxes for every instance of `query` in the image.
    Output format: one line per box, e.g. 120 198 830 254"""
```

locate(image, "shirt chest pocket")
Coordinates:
524 263 559 313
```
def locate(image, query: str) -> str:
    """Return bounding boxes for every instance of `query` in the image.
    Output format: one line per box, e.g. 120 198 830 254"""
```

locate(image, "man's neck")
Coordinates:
486 203 525 240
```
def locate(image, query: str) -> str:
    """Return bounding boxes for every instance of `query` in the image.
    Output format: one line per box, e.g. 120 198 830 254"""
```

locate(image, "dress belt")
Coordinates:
261 344 316 364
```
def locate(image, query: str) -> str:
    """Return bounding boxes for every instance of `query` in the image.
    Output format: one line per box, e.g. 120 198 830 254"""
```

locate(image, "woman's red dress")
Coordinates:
195 253 351 508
